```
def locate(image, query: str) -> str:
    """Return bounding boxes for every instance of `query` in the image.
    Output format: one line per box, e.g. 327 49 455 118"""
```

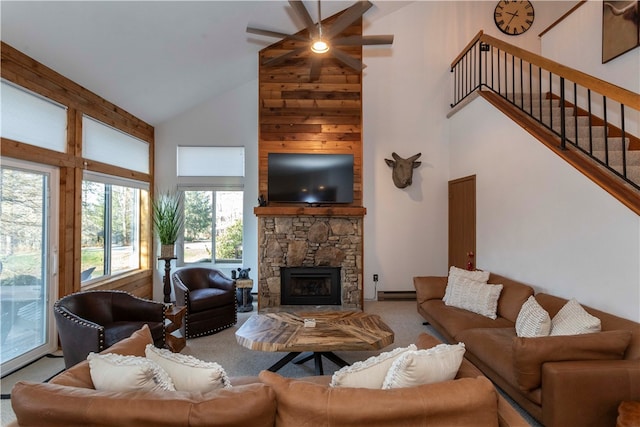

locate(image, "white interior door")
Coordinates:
1 157 58 375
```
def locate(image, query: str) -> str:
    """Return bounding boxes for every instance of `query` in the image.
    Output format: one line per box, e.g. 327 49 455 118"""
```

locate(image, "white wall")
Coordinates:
362 2 450 299
449 97 640 321
153 79 259 301
541 0 640 94
360 1 576 299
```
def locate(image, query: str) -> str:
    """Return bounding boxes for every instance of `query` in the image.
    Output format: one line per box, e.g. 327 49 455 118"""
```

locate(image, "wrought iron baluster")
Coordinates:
603 96 609 166
560 77 566 150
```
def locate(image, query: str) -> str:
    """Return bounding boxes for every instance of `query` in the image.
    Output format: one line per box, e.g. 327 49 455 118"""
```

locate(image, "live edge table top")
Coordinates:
235 311 395 353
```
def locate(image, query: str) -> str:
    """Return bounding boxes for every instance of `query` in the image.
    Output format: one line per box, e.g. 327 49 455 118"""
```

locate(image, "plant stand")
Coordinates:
158 256 177 303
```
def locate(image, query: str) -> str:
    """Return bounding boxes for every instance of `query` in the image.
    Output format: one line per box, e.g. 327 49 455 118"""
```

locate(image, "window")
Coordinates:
182 190 243 264
1 158 59 374
176 146 245 266
81 173 146 283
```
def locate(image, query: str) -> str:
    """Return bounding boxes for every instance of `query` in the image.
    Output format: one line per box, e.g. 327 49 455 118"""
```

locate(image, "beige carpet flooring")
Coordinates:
1 300 540 426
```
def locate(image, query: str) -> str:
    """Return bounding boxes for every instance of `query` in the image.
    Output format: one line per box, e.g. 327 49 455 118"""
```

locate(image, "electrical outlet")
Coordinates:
373 274 378 282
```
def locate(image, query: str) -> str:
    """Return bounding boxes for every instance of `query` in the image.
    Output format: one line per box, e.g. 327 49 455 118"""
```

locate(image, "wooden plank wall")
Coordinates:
1 42 155 299
258 15 364 207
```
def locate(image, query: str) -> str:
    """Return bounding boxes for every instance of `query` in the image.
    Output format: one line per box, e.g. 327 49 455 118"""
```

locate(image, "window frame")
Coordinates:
81 172 148 287
178 185 244 268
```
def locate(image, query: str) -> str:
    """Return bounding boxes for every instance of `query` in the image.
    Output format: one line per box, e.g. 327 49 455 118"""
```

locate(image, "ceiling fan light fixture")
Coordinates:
311 39 329 54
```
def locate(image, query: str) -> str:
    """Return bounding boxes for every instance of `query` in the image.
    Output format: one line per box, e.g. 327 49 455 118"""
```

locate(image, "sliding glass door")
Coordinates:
1 158 58 375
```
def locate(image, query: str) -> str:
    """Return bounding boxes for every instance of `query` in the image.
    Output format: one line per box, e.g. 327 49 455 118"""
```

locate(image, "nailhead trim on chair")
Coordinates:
54 289 166 349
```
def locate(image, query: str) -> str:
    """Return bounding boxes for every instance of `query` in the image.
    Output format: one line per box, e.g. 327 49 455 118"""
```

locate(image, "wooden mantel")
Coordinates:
254 206 366 217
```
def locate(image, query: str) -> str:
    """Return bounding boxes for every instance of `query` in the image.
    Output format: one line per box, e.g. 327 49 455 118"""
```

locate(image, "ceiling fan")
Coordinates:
247 0 394 81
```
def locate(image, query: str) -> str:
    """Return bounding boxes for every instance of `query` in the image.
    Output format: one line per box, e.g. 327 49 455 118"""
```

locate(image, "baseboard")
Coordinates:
376 291 416 301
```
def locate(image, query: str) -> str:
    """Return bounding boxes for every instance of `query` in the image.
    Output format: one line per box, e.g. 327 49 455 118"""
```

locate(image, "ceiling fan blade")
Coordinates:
330 47 366 71
332 35 394 46
325 1 373 40
288 0 317 38
246 26 308 42
309 56 323 82
263 46 309 67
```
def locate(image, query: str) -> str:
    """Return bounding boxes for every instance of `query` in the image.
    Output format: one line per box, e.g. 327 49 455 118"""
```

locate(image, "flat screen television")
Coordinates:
268 153 354 204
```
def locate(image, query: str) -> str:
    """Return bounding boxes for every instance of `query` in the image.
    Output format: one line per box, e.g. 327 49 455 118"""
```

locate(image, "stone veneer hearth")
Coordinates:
257 215 363 310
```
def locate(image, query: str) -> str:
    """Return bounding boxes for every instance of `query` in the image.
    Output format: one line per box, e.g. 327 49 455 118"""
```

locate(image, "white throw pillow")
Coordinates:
443 266 490 303
330 344 417 389
87 352 175 392
516 296 551 337
381 343 466 389
145 344 231 392
550 298 601 336
445 280 503 319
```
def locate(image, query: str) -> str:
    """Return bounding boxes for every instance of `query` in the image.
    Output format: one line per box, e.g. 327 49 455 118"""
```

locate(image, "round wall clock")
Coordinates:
494 0 535 36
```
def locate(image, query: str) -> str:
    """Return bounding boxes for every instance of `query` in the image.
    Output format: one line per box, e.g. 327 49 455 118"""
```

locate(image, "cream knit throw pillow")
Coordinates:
381 343 465 389
330 344 417 389
550 298 601 336
443 266 490 303
145 344 231 392
445 280 503 319
516 296 551 337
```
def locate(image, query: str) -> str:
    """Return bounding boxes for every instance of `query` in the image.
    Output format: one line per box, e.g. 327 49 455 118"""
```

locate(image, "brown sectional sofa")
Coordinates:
414 272 640 427
10 324 528 427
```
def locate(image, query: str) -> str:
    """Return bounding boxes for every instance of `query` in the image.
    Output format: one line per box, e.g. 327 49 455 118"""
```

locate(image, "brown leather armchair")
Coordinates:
53 290 165 368
172 267 237 339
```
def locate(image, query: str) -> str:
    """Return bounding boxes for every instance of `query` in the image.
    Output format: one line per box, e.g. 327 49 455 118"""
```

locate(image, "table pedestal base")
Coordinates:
268 351 349 376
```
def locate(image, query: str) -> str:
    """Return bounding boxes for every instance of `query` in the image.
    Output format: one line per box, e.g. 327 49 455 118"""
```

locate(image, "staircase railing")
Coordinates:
451 31 640 191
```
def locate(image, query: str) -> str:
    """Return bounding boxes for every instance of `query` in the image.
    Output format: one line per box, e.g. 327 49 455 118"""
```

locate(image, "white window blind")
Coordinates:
1 80 68 152
82 116 149 174
177 146 245 177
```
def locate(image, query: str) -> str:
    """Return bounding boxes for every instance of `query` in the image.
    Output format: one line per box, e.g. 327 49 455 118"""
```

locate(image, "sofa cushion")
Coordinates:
456 328 519 387
445 280 503 319
443 266 490 302
488 273 535 323
516 296 551 337
550 298 601 336
513 330 632 391
11 381 276 427
330 344 416 389
51 324 154 389
87 352 175 392
145 344 231 392
414 276 448 303
259 370 499 427
536 293 640 360
381 343 465 389
423 300 514 338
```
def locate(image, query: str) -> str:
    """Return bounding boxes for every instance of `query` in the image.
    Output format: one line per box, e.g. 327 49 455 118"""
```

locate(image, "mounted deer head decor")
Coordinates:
385 152 422 188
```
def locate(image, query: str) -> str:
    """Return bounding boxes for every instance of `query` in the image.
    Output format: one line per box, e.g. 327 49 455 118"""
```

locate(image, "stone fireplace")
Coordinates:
256 212 364 310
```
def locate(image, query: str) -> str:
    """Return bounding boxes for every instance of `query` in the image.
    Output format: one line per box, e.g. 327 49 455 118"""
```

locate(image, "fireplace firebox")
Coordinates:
280 267 341 306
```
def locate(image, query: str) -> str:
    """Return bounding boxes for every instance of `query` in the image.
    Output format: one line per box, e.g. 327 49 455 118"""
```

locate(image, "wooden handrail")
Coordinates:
450 30 484 70
473 33 639 109
538 1 586 38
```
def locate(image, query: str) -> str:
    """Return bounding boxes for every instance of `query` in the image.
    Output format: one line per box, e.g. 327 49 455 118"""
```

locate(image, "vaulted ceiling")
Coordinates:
1 1 411 125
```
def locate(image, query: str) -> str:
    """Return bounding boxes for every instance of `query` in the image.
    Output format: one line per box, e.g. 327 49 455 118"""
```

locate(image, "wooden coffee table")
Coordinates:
235 310 394 375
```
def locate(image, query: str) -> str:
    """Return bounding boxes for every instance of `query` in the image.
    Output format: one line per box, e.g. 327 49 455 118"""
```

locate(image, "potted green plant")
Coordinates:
152 190 184 258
